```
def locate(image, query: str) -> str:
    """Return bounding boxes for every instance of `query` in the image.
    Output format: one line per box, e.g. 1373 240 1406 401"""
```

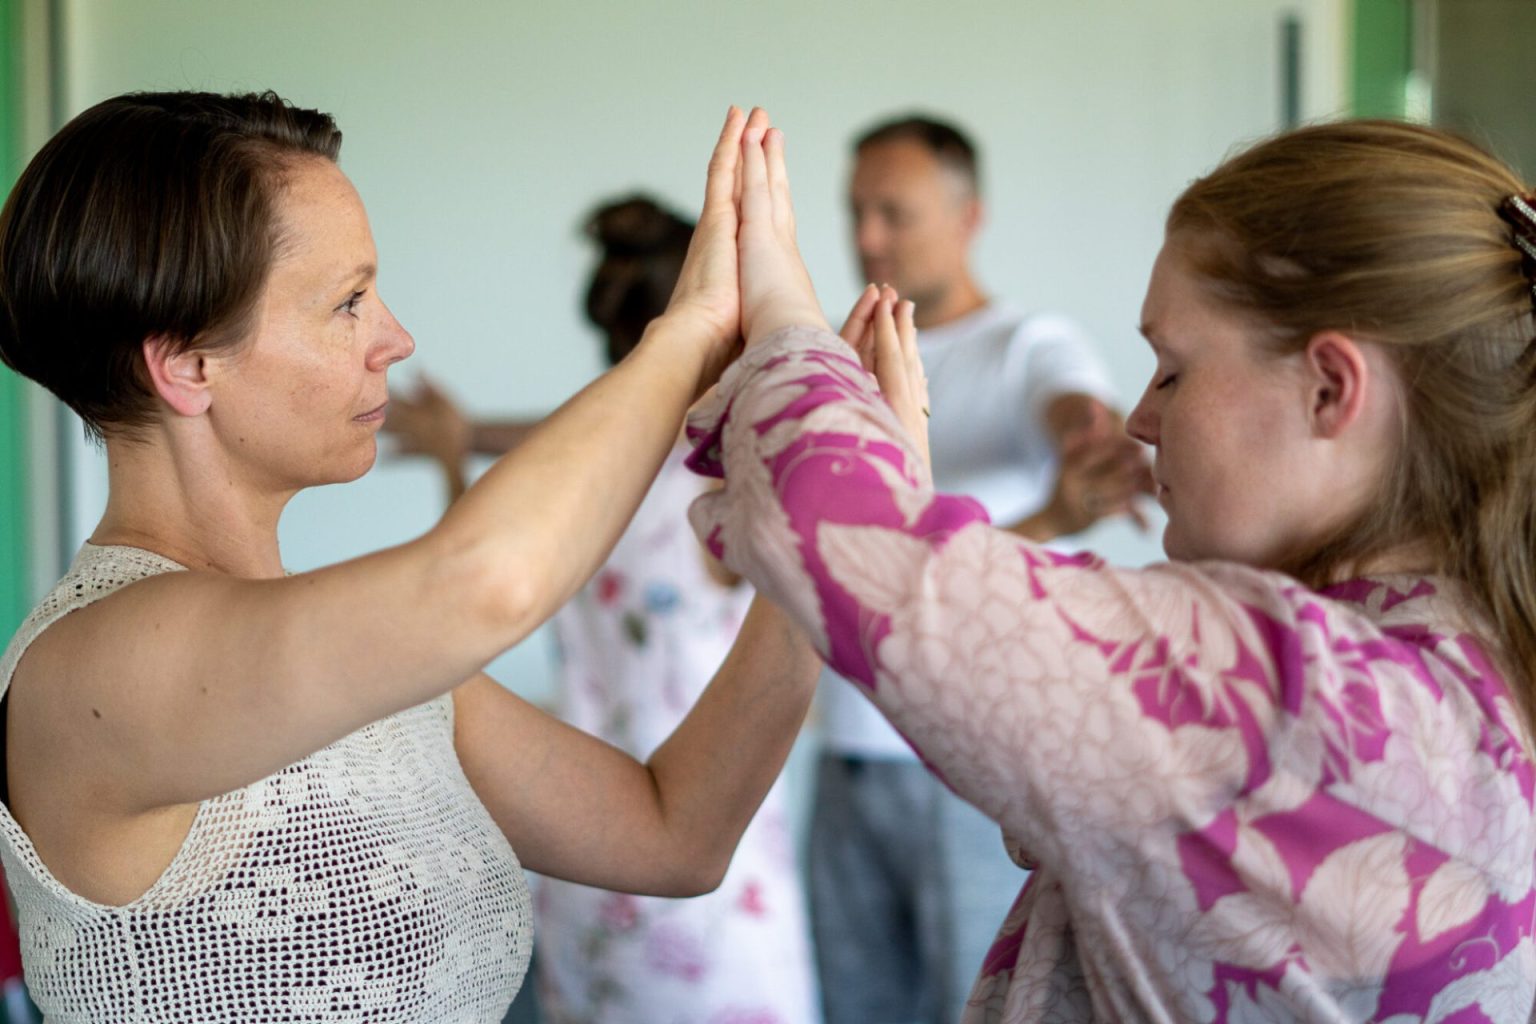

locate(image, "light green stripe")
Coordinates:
0 0 32 638
1353 0 1413 118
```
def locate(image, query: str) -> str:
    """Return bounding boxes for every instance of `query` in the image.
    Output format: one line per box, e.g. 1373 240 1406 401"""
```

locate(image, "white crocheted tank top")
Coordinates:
0 544 532 1022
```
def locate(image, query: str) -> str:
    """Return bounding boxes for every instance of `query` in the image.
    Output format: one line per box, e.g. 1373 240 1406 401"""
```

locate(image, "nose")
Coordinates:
367 301 415 371
854 212 886 262
1126 389 1158 447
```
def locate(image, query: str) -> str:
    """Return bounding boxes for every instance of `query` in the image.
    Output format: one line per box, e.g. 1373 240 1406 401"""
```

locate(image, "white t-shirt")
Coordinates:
818 301 1117 759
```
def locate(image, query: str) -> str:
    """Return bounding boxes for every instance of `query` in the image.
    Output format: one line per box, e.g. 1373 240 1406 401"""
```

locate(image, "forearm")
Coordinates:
640 596 820 891
478 596 820 896
427 314 708 640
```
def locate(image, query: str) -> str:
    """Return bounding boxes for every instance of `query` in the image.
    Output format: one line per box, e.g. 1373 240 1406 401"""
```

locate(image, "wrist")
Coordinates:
641 311 735 398
744 294 829 346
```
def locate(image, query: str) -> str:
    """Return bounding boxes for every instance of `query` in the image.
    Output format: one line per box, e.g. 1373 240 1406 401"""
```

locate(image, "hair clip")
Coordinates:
1498 194 1536 309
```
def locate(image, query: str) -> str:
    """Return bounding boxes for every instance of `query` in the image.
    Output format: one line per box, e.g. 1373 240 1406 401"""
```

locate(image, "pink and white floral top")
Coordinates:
686 327 1536 1023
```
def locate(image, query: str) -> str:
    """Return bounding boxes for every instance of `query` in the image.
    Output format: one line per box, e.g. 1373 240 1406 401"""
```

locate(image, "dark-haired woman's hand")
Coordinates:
649 106 749 396
737 109 831 345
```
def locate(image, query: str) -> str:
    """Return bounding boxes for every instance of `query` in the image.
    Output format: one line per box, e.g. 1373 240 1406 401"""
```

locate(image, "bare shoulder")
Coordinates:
6 568 228 785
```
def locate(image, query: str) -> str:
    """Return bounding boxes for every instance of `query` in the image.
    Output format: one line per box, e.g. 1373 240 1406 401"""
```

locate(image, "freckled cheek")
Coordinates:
279 358 353 409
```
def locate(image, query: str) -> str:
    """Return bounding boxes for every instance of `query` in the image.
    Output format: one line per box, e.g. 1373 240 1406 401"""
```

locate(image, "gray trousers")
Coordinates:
809 753 1026 1024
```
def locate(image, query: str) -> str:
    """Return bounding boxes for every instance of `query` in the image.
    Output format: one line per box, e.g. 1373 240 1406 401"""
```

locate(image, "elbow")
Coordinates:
664 857 729 898
647 843 732 898
423 528 544 648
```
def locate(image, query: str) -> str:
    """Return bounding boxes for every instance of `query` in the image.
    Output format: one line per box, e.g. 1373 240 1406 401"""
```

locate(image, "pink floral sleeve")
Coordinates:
687 326 1536 1021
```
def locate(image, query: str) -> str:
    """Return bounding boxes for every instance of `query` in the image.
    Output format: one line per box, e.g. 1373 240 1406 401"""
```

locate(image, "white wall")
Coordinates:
53 0 1348 700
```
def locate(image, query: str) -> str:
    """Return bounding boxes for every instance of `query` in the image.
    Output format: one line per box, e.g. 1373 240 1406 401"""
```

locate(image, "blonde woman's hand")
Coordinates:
737 108 831 345
648 106 749 395
837 282 880 355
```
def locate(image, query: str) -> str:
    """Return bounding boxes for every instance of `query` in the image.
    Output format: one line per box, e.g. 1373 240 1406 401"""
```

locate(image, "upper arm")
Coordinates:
9 535 538 819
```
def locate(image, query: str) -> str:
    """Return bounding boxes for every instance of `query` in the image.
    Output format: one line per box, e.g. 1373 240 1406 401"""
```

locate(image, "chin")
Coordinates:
1161 525 1222 565
317 441 379 486
1160 524 1190 562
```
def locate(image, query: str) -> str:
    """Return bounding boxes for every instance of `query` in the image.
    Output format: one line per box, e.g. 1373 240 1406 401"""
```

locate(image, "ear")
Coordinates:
142 335 212 417
1303 330 1369 439
960 195 984 241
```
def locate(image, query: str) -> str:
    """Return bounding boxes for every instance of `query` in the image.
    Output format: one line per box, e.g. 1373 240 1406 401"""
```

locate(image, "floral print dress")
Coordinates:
685 327 1536 1023
535 446 820 1024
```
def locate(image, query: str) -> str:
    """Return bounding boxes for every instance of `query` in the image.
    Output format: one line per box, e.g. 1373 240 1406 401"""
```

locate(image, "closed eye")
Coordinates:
1155 372 1177 390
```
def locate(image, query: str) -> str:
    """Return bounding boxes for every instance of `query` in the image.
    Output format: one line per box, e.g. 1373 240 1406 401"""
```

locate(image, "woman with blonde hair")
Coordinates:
712 112 1536 1019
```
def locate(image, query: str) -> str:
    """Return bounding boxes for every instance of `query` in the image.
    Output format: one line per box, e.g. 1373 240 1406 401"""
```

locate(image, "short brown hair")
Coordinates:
1171 120 1536 719
0 90 342 440
854 114 979 195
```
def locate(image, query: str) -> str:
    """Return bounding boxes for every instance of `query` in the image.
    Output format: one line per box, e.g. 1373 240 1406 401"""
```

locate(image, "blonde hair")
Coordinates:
1170 120 1536 725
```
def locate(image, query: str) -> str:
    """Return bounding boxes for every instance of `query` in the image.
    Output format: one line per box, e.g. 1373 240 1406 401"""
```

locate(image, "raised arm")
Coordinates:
11 109 754 835
688 111 1290 864
689 324 1294 862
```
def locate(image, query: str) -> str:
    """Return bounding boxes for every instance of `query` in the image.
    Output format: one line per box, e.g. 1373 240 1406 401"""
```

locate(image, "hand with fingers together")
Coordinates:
736 111 931 478
655 105 752 396
838 282 931 482
736 108 831 345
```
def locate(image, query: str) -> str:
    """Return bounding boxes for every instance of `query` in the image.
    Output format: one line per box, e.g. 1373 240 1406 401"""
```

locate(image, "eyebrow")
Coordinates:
343 262 377 286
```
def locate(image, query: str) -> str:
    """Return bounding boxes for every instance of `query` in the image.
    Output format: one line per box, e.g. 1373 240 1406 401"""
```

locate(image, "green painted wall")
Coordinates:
1353 0 1413 117
0 0 30 638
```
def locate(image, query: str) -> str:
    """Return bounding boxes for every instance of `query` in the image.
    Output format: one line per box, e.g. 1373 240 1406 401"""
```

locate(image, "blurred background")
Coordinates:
3 0 1535 815
4 0 1534 812
0 0 1533 1019
5 0 1535 689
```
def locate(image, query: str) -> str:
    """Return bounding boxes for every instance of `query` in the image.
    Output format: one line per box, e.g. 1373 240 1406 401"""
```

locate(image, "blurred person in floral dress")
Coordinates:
386 195 820 1024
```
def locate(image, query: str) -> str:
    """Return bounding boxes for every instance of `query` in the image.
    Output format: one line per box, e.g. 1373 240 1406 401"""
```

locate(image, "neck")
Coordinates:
914 273 987 330
92 430 292 579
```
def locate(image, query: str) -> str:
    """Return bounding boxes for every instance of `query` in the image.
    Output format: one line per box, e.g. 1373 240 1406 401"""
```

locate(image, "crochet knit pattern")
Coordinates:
0 544 532 1022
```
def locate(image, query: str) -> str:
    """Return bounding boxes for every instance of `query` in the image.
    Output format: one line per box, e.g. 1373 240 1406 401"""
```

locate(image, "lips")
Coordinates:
355 401 387 423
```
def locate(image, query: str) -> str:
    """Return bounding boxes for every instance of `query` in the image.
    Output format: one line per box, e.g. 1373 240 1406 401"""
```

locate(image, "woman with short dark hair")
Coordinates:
0 93 819 1022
